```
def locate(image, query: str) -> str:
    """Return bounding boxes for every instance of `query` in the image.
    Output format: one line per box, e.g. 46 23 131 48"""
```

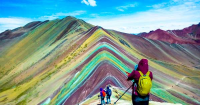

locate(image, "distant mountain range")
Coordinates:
0 16 200 105
1 18 200 45
138 23 200 44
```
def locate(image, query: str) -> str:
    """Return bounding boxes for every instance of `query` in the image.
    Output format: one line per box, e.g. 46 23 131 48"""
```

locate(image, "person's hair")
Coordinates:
136 67 139 71
107 86 109 89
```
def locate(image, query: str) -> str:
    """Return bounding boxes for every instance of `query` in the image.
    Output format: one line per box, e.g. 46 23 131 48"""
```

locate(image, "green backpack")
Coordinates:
137 71 152 96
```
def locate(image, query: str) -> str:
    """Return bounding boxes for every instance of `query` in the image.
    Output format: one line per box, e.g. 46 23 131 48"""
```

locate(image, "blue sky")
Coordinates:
0 0 200 33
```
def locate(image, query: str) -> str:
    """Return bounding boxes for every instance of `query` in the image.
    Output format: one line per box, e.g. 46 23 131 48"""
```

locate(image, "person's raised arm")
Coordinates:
127 70 136 80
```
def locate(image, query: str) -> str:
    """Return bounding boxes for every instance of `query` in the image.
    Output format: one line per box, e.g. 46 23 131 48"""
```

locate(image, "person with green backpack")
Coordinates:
127 59 153 105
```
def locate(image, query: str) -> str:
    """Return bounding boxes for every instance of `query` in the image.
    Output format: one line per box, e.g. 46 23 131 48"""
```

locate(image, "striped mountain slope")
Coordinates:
0 17 199 105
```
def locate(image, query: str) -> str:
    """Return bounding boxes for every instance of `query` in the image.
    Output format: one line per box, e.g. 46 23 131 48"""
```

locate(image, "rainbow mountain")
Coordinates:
0 16 200 105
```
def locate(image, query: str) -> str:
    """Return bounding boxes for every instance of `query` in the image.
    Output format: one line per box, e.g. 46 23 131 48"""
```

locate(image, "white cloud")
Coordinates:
39 11 86 20
90 14 99 17
88 1 200 33
173 0 200 2
117 9 124 12
0 18 33 33
81 0 97 7
148 3 167 9
81 0 89 5
88 0 97 6
116 3 138 11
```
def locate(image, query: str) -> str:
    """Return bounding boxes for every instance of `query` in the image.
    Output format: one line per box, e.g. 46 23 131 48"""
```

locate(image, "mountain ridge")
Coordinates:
0 16 200 105
1 17 199 45
139 23 200 44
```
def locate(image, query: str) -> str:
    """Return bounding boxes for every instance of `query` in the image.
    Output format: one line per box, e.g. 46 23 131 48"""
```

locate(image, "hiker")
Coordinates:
100 88 106 105
106 86 112 104
127 59 153 105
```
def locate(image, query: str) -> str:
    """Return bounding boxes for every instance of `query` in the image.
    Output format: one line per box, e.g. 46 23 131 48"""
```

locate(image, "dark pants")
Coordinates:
132 95 149 105
101 96 105 105
106 95 111 103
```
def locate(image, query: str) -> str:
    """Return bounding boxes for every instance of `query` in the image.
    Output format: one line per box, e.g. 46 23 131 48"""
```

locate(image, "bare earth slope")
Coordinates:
0 17 199 105
139 23 200 44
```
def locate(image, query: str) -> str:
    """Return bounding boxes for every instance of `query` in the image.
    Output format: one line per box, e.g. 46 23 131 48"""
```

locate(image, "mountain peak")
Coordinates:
154 29 164 32
94 25 103 29
61 16 78 22
65 16 76 20
139 23 200 44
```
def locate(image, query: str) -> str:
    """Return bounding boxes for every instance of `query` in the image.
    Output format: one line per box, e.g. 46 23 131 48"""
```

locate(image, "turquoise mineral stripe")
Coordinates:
56 51 133 105
170 90 200 104
60 42 137 77
151 88 188 105
94 42 136 66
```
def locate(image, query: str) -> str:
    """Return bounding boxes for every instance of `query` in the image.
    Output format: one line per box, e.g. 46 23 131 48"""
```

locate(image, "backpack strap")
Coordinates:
146 71 150 76
139 71 150 76
138 71 143 76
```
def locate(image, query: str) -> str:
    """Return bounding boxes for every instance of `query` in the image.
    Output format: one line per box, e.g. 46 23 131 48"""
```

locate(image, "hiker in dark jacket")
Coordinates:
106 86 112 104
127 59 153 105
100 88 105 105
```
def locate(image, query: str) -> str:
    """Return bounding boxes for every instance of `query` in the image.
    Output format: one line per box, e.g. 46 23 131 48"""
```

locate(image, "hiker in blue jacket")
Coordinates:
106 86 112 104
